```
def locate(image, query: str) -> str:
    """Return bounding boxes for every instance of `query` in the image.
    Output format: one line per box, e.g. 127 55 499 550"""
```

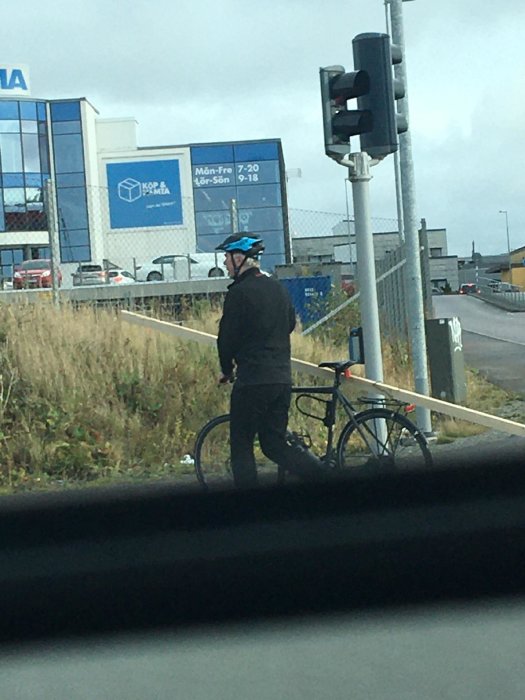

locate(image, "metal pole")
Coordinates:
348 152 384 385
230 198 238 234
43 179 61 307
419 218 433 318
389 0 432 434
499 210 512 285
344 178 354 268
384 0 404 242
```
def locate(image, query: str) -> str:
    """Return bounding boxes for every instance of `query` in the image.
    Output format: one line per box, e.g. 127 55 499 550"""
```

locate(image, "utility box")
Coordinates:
348 326 365 364
425 317 467 403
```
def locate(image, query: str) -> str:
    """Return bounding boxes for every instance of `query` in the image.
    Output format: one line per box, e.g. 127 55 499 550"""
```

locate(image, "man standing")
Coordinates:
216 234 324 488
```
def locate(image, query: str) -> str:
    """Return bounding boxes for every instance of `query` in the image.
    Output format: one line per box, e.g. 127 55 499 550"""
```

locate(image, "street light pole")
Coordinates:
384 0 414 242
387 0 432 436
498 210 512 285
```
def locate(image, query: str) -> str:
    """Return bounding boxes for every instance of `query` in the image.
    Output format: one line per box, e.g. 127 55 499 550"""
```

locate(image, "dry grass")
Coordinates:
0 301 228 490
432 366 515 440
435 418 487 440
0 299 516 492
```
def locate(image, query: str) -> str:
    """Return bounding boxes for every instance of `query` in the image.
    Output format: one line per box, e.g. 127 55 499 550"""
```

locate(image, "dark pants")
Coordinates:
230 383 320 488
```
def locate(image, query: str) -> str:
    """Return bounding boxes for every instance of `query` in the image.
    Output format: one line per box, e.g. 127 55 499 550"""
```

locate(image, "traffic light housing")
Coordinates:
319 65 371 161
352 32 408 159
320 33 408 163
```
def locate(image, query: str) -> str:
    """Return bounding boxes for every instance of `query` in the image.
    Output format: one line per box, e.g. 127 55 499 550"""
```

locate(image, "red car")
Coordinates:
13 259 62 290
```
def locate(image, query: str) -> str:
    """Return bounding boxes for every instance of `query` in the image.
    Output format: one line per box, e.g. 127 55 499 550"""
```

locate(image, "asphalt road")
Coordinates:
3 602 525 699
432 294 525 396
427 294 525 467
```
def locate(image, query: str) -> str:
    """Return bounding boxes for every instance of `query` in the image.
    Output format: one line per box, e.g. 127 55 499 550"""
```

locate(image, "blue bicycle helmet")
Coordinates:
216 234 265 258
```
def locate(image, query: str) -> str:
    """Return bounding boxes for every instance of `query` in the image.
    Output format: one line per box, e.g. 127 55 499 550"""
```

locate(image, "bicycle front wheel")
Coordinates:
194 415 233 490
194 414 281 491
337 408 432 473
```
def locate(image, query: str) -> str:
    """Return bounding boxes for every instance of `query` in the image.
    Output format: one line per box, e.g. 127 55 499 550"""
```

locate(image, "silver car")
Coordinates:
135 253 226 282
72 264 111 286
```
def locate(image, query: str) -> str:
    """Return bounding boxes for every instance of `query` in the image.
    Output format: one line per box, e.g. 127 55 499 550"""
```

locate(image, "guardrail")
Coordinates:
478 285 525 311
0 278 229 305
121 310 525 439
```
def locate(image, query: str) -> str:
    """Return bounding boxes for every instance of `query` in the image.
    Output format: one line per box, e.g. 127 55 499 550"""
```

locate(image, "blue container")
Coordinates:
280 276 332 326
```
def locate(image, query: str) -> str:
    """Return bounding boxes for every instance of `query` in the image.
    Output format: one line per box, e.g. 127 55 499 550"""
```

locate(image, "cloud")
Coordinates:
4 0 525 256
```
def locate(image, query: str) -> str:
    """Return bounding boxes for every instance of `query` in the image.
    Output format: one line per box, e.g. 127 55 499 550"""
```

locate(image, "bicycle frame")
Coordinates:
194 363 430 489
290 382 359 461
291 374 417 463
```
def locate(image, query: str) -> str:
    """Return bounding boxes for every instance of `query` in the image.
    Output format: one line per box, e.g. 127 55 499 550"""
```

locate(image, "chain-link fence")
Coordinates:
4 184 433 340
62 186 226 289
289 208 401 249
376 235 432 342
287 208 432 344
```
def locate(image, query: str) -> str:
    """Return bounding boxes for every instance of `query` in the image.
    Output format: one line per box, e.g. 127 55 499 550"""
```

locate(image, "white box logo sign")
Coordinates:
117 176 172 203
0 64 30 96
118 178 142 202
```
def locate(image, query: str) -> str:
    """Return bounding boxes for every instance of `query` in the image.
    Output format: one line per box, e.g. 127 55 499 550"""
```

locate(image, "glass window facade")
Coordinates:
50 101 81 121
191 140 290 270
0 100 49 235
0 102 19 120
0 98 90 266
50 101 90 262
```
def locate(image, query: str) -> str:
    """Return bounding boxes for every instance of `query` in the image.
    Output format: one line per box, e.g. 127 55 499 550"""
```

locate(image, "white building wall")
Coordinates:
93 117 197 270
81 100 106 265
293 228 448 263
0 230 49 248
96 118 138 152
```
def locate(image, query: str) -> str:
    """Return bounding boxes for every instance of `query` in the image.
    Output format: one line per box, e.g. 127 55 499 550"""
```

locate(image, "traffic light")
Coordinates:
352 32 408 159
319 65 372 161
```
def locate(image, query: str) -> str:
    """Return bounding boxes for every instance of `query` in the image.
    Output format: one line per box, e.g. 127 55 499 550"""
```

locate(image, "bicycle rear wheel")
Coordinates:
337 408 432 473
194 414 281 491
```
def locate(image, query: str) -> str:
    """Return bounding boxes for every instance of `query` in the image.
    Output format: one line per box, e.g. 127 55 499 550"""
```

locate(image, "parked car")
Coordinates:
135 253 226 282
431 286 444 295
501 283 521 293
72 263 118 287
108 269 136 285
459 283 480 295
13 259 62 289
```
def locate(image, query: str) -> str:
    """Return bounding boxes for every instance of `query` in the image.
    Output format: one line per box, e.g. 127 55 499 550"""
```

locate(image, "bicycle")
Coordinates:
194 360 433 490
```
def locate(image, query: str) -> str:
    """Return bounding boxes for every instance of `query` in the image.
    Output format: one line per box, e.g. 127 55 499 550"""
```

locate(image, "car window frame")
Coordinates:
20 260 52 271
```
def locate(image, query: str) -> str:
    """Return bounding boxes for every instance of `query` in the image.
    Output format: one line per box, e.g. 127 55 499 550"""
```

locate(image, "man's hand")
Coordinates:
218 373 233 385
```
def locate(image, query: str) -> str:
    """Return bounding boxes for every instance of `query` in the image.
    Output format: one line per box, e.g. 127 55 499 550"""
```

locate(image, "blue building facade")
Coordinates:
0 97 91 280
0 94 290 282
191 140 290 271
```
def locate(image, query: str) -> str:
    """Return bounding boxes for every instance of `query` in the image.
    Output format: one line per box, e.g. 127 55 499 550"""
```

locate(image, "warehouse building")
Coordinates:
0 65 291 283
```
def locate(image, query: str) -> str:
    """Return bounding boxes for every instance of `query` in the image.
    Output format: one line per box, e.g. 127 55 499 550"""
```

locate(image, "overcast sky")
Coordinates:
6 0 525 256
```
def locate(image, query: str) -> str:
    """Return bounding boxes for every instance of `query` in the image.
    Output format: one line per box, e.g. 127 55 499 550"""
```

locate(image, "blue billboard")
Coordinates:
106 159 183 229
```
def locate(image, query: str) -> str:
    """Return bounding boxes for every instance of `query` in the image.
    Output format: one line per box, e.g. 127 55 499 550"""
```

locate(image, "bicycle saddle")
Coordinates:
318 360 356 373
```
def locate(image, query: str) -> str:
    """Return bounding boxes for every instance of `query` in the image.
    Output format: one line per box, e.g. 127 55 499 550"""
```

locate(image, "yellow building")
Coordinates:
501 244 525 289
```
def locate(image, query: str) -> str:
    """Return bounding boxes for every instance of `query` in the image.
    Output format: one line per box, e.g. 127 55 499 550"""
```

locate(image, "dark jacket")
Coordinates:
217 267 296 386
